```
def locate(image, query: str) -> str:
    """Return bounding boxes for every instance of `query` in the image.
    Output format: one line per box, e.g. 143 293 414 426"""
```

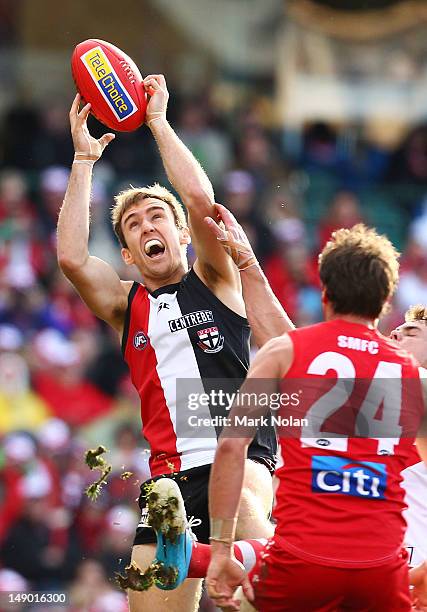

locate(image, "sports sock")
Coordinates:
188 539 267 578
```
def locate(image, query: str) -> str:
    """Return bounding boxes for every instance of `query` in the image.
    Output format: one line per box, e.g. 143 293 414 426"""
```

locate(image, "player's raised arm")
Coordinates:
57 94 129 332
143 74 238 290
204 203 295 346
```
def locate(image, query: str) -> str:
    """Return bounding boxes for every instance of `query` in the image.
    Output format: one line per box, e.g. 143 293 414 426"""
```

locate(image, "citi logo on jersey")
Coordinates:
133 330 148 351
80 46 137 121
311 456 387 499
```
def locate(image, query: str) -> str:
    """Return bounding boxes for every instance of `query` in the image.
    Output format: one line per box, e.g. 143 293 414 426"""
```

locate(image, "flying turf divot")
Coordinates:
116 559 178 591
84 445 136 500
84 445 112 501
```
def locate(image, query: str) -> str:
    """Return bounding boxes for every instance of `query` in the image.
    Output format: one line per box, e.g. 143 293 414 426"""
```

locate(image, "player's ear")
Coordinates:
321 287 328 305
382 297 392 316
179 226 191 246
121 247 134 266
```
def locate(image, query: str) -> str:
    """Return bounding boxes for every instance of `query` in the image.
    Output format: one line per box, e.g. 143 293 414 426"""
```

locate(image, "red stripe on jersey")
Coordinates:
123 286 181 476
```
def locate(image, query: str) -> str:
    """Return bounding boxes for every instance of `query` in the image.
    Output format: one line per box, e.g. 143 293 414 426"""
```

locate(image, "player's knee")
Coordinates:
239 485 268 520
240 485 258 511
237 487 273 539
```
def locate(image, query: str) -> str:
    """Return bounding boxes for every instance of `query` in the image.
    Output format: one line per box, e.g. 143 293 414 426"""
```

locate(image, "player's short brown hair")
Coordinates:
111 184 187 248
318 224 399 319
405 305 427 323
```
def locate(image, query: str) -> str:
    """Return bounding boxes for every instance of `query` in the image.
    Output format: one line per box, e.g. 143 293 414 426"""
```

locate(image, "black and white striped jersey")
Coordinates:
122 267 277 477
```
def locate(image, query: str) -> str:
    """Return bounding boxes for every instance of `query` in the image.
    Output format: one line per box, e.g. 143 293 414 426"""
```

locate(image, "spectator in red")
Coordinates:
264 241 320 325
31 329 113 426
74 497 109 556
318 190 364 249
0 457 81 588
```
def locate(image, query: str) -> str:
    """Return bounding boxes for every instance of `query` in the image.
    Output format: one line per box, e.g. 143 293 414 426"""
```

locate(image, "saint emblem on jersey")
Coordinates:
158 302 170 312
133 330 148 351
197 326 224 354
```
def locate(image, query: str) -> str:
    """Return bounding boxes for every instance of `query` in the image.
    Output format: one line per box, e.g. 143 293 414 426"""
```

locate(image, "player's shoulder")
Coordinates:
120 279 137 296
251 332 294 376
288 320 328 340
112 280 140 335
260 332 294 359
119 279 144 307
117 279 146 318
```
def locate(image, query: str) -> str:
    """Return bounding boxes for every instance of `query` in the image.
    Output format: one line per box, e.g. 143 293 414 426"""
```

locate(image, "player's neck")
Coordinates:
327 312 377 329
143 263 188 293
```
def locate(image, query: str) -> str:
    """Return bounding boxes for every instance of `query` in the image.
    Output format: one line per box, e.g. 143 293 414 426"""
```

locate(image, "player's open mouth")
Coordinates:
144 239 166 259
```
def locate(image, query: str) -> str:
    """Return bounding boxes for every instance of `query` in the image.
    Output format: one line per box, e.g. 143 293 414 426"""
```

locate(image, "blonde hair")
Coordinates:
318 224 400 318
111 183 187 248
405 304 427 323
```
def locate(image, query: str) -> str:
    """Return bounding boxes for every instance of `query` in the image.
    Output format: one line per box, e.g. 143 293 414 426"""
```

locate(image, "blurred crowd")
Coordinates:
0 89 427 608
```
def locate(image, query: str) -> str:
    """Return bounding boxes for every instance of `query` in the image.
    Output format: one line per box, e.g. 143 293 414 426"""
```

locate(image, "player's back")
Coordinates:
273 318 424 568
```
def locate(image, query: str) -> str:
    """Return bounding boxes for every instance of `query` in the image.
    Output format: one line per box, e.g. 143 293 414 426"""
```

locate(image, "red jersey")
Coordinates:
273 319 424 568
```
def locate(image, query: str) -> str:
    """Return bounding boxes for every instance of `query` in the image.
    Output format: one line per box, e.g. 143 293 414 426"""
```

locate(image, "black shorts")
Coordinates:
133 457 274 546
134 463 212 545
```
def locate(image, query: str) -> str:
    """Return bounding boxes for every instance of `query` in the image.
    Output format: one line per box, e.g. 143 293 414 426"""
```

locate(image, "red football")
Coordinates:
71 39 147 132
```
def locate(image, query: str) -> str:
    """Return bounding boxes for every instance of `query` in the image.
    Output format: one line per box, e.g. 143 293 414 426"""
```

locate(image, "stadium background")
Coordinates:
0 1 426 609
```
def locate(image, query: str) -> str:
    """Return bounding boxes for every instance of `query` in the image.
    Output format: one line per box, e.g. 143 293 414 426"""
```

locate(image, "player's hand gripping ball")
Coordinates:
71 39 147 132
